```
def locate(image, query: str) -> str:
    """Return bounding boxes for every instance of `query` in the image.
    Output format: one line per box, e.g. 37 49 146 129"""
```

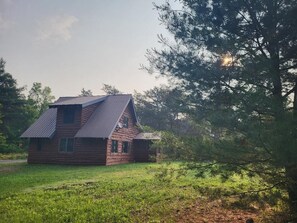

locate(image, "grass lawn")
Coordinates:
0 162 269 222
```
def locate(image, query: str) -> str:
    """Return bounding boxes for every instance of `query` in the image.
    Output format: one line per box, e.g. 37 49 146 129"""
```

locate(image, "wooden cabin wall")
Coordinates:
28 105 107 165
106 104 140 165
27 138 107 165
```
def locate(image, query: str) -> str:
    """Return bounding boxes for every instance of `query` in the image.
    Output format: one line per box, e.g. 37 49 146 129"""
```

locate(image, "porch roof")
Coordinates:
134 132 161 140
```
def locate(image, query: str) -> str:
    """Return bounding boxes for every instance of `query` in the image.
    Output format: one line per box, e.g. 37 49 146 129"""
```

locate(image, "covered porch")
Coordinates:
133 133 161 162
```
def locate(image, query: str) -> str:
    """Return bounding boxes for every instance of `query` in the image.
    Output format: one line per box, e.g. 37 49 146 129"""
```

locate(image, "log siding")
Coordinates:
25 95 153 166
28 106 107 165
106 103 140 165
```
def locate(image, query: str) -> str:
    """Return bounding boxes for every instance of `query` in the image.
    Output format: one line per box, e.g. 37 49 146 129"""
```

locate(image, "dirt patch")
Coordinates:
175 199 259 223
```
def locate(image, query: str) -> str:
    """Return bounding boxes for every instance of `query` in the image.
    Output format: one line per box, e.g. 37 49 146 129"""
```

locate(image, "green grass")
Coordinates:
0 162 263 223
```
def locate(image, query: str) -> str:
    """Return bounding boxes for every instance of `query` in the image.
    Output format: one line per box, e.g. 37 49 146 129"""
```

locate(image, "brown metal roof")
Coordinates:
50 96 106 108
21 108 57 138
21 94 138 139
75 94 137 138
134 132 161 140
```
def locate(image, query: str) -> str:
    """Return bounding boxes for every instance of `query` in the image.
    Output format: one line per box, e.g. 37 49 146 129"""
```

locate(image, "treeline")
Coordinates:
0 58 55 153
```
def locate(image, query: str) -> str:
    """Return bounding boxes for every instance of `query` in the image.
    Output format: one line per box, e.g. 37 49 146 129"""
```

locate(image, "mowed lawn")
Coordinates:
0 162 261 223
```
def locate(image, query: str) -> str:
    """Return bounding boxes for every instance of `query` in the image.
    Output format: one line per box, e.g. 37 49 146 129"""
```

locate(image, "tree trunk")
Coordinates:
287 80 297 216
286 165 297 215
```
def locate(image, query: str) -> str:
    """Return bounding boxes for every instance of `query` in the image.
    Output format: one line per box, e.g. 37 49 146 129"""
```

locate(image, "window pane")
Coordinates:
59 138 67 152
123 117 129 128
63 109 75 124
111 140 118 153
67 138 74 152
122 141 129 153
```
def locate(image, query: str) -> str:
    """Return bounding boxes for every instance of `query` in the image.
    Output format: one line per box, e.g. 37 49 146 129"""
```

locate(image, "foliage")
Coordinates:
146 0 297 215
0 153 27 160
134 85 199 135
0 144 25 154
0 58 31 146
0 59 51 153
28 82 55 118
101 84 121 95
147 162 187 183
79 88 93 96
151 131 185 161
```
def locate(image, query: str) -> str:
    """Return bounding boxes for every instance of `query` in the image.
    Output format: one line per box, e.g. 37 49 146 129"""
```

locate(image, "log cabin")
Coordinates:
21 94 160 165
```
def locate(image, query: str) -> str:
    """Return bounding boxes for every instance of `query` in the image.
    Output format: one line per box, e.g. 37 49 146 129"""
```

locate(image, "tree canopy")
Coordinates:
28 82 55 118
0 59 56 152
147 0 297 215
134 85 199 135
101 84 121 95
79 88 93 96
0 59 30 146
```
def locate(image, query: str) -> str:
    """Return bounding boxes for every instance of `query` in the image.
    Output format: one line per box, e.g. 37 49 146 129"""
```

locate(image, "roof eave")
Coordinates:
81 96 107 108
49 104 81 108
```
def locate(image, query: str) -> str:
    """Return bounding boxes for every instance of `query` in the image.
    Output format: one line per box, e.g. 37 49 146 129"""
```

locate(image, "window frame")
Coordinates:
111 140 118 153
59 138 74 153
122 141 129 153
123 116 129 128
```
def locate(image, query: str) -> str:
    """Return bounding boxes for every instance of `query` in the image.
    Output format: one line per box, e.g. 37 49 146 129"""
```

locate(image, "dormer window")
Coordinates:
63 108 75 124
123 116 129 128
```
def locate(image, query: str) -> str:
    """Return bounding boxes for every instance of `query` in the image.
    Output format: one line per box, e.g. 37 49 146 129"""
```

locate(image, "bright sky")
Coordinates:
0 0 170 98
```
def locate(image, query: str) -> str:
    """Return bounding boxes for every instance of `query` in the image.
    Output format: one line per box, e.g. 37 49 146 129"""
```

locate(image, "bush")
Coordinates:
0 144 26 154
0 153 27 160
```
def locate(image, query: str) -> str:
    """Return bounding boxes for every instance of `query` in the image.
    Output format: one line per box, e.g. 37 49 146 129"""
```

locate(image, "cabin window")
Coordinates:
122 141 129 153
63 109 75 124
111 140 118 153
59 138 74 152
123 116 129 128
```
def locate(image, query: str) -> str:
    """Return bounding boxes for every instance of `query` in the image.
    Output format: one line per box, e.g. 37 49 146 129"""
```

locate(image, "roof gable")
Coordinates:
75 95 137 138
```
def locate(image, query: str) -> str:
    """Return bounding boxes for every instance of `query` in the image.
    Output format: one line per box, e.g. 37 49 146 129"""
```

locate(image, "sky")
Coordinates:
0 0 172 98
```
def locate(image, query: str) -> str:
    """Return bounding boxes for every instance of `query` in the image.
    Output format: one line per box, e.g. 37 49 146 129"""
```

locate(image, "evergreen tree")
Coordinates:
146 0 297 215
79 88 93 96
0 103 7 149
101 84 121 95
0 58 28 145
134 86 194 134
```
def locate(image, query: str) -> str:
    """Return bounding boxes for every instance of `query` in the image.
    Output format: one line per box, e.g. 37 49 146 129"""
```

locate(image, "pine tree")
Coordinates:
0 58 27 145
146 0 297 214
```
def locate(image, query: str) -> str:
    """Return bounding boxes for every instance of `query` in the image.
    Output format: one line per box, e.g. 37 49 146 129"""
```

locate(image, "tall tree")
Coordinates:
134 85 194 134
101 84 121 95
0 58 28 144
79 88 93 96
147 0 297 215
0 103 7 149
